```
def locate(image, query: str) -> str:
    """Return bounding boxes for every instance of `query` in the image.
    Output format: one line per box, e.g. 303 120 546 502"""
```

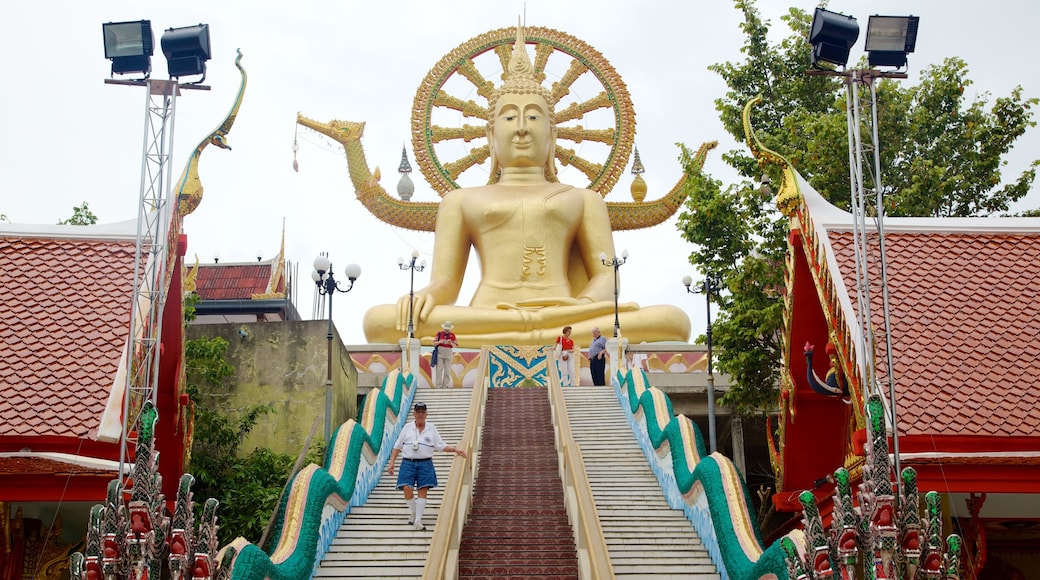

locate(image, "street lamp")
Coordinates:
865 15 919 68
600 250 628 338
312 254 361 442
398 250 426 338
160 24 211 80
808 7 859 69
684 274 718 454
103 20 154 77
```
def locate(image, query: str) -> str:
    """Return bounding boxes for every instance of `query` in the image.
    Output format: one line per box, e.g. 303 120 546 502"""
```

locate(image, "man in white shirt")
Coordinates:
387 401 466 530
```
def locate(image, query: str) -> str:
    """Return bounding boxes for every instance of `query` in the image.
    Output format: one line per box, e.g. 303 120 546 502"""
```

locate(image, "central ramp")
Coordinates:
458 387 578 577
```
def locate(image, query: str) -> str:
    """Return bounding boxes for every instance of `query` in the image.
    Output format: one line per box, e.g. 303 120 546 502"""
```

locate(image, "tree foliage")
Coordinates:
57 202 99 225
677 0 1038 415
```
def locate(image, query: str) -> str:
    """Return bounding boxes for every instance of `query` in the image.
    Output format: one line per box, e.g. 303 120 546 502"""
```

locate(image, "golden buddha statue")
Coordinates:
357 25 691 347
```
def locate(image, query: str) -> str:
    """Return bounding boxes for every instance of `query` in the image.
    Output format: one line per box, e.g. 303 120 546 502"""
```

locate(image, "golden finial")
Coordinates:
630 146 647 202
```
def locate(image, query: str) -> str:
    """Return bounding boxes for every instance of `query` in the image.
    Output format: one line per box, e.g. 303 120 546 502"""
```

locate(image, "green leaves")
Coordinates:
57 202 98 225
677 0 1039 417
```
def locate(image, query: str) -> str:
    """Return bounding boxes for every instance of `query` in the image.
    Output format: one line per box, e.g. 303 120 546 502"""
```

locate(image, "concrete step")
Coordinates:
314 386 473 579
563 386 722 579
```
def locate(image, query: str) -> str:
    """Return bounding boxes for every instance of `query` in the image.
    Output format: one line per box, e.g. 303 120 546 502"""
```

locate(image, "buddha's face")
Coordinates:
490 92 554 169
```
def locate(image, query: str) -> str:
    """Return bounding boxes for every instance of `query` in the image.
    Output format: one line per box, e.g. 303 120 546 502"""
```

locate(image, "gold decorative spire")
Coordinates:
253 220 287 299
630 146 647 202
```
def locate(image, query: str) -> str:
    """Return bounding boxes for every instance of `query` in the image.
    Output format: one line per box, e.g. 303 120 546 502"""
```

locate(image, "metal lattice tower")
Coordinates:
118 79 181 482
843 69 903 481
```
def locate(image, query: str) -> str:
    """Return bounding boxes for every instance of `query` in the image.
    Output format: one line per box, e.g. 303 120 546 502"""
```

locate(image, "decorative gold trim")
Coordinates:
411 26 634 196
252 219 287 300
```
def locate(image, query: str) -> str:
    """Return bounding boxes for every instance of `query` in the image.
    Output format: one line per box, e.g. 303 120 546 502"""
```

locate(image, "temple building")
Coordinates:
768 148 1040 576
0 219 192 578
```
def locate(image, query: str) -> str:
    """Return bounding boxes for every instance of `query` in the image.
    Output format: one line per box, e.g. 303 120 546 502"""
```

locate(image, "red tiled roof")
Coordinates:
829 230 1040 440
195 262 274 300
0 234 137 439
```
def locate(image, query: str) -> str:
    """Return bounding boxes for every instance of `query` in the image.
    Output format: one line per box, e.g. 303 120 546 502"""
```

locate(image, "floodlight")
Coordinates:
866 15 920 68
808 8 859 68
103 20 154 76
161 24 211 79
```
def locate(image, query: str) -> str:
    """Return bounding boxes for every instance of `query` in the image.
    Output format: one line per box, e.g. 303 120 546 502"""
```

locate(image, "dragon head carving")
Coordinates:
295 113 365 145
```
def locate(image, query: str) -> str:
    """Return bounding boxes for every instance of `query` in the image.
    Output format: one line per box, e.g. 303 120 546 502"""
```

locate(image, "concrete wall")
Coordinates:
185 320 358 457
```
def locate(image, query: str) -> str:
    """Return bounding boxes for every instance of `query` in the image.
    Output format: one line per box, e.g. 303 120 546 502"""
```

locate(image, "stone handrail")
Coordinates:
614 366 794 579
547 350 615 579
422 349 489 579
221 369 414 580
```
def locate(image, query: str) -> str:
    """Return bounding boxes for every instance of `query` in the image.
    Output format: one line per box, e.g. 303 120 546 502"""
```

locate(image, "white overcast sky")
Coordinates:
2 1 1038 345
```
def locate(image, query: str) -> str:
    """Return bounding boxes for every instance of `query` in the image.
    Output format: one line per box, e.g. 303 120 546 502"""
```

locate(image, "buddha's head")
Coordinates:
486 23 559 183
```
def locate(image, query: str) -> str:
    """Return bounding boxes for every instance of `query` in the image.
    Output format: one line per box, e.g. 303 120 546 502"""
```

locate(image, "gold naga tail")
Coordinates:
177 49 248 217
297 111 717 232
742 95 799 217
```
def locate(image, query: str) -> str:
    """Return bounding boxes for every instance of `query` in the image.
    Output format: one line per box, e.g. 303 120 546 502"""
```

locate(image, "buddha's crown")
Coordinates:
488 19 555 117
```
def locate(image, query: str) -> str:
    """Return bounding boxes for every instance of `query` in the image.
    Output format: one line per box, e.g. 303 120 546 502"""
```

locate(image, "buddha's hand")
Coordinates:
397 291 436 330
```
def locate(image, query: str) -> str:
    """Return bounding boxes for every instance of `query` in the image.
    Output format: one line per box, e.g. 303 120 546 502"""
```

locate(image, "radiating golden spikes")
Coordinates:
431 124 488 143
443 145 491 180
457 58 495 100
532 42 552 85
432 91 489 120
555 92 612 124
494 44 511 80
554 145 603 183
556 126 615 146
550 58 589 106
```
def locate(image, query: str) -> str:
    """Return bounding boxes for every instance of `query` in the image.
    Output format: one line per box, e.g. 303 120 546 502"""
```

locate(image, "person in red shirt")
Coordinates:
555 325 577 386
432 321 457 388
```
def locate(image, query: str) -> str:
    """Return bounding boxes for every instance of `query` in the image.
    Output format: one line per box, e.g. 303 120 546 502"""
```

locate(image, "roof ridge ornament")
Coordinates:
743 96 799 217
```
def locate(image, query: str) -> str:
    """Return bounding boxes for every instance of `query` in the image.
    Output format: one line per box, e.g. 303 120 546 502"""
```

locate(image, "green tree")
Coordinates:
677 0 1038 414
57 202 99 225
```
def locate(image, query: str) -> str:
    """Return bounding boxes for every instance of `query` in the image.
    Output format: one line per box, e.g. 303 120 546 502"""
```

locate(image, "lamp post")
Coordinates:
312 254 361 442
684 274 717 454
807 7 919 492
600 250 628 338
398 250 426 339
103 19 213 485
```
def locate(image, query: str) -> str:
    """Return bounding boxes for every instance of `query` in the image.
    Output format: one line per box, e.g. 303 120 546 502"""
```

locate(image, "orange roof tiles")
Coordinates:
195 262 274 300
829 230 1040 441
0 455 115 477
0 234 137 439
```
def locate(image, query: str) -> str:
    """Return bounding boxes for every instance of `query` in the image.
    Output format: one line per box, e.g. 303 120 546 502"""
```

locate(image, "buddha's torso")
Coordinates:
459 183 588 305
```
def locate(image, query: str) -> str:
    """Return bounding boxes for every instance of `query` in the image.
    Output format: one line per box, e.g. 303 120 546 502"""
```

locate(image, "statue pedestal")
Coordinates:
398 337 421 377
607 337 628 383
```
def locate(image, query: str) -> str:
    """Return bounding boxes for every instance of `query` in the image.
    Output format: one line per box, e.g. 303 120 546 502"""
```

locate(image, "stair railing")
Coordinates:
547 349 615 579
423 347 489 579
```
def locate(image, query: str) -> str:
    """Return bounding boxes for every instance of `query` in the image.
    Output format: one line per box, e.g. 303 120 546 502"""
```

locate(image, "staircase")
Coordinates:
563 386 721 578
315 386 473 579
458 387 579 578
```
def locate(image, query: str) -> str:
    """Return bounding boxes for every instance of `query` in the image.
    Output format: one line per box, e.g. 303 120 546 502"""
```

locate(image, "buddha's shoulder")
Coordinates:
456 183 595 194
